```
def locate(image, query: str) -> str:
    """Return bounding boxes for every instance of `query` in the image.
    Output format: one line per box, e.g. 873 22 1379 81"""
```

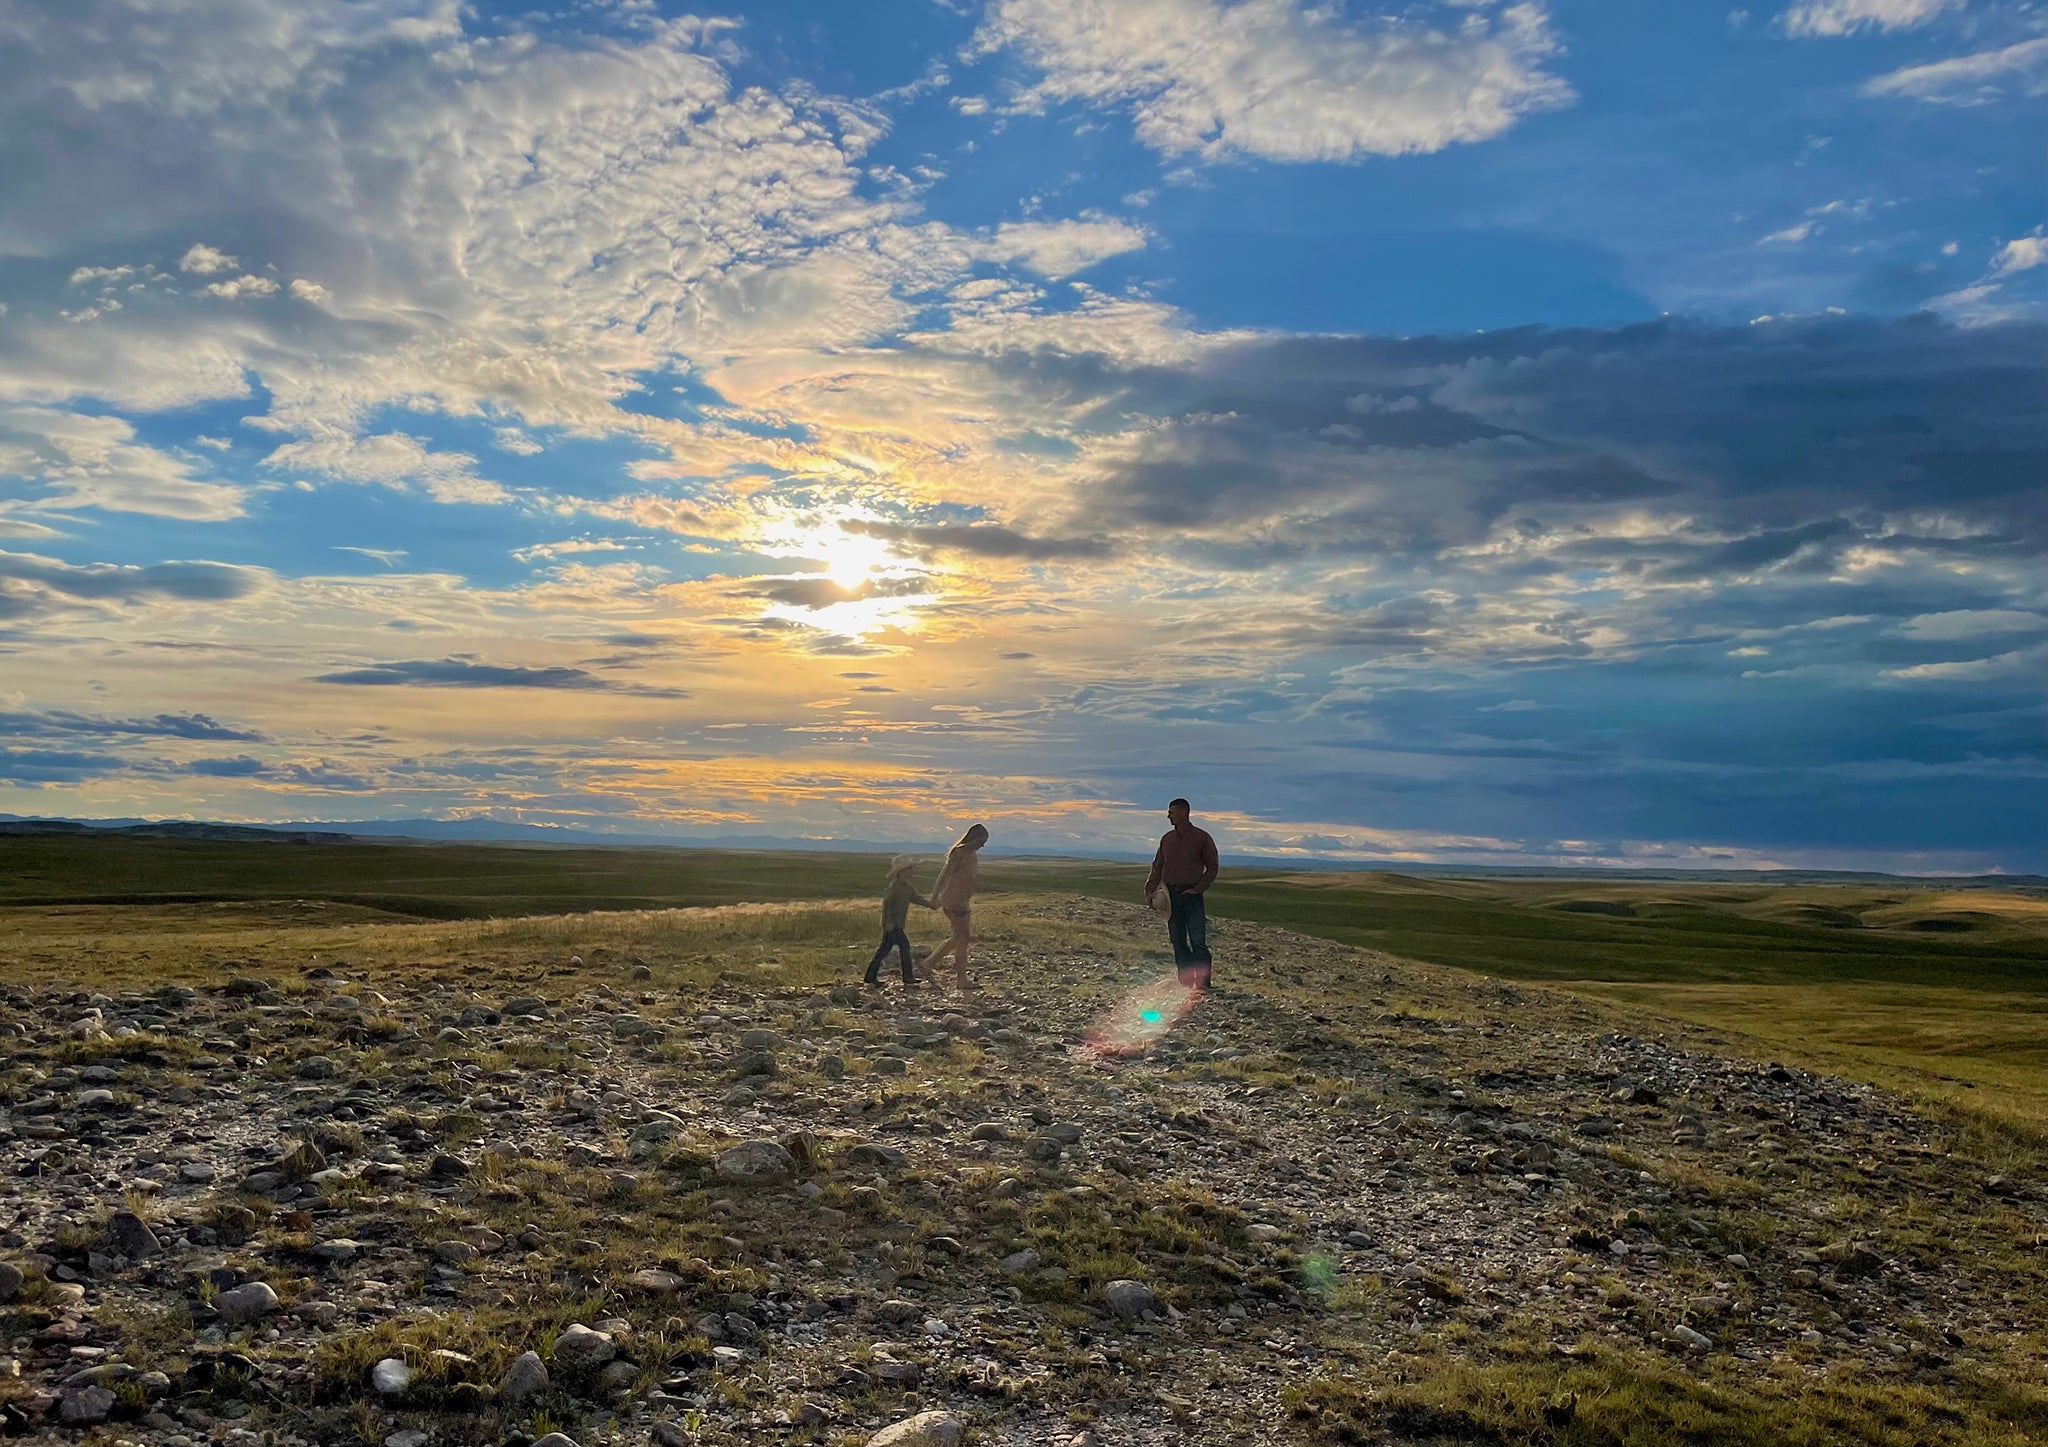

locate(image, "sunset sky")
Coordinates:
1 0 2042 871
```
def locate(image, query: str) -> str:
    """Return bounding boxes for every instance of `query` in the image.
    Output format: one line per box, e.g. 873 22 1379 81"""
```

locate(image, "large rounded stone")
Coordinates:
497 1350 548 1403
213 1281 281 1324
868 1410 963 1447
715 1140 797 1186
1102 1279 1160 1322
551 1323 616 1372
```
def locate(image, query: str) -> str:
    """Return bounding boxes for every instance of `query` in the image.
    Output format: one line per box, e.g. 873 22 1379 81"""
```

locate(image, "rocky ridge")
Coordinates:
0 896 2039 1446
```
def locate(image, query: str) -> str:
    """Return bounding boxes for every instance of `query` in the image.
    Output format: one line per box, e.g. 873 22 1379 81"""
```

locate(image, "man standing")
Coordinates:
1144 797 1219 990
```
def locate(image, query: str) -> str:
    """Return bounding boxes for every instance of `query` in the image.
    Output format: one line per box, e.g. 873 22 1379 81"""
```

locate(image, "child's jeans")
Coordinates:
865 928 914 984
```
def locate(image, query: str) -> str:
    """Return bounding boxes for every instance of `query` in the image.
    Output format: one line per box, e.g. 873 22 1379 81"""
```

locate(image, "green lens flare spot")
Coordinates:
1141 1010 1163 1024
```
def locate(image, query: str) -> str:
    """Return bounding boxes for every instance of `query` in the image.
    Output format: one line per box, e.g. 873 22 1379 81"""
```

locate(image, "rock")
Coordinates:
552 1323 616 1372
731 1050 778 1078
371 1357 411 1395
497 1351 548 1403
431 1240 478 1265
652 1425 690 1447
1670 1325 1712 1352
868 1410 963 1447
969 1122 1007 1142
844 1142 906 1170
627 1268 686 1295
179 1161 217 1184
1103 1279 1160 1322
58 1385 117 1425
502 996 549 1017
213 1281 281 1324
104 1210 160 1260
871 1056 907 1076
385 1432 429 1447
715 1140 797 1186
297 1056 337 1080
721 1085 758 1107
532 1435 581 1447
308 1240 362 1265
740 1028 783 1050
612 1014 656 1038
1001 1248 1041 1273
0 1263 21 1302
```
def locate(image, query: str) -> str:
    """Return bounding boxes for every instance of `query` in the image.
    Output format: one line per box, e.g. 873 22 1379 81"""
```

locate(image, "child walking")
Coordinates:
924 823 988 992
864 855 931 989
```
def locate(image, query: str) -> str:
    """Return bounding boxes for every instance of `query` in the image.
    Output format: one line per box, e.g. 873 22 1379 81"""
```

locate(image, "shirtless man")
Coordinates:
1143 798 1219 989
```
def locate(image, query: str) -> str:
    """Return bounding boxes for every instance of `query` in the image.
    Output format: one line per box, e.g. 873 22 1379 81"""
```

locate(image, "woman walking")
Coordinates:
924 823 988 992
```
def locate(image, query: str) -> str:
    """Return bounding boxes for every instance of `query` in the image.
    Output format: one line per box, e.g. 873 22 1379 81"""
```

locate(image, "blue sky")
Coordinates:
0 0 2042 871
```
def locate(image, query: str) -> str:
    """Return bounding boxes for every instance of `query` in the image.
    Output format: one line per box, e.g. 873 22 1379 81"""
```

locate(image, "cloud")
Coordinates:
1783 0 1958 36
201 274 279 300
0 406 248 520
973 0 1572 163
1862 38 2048 104
0 548 266 608
0 709 266 742
178 244 237 275
840 518 1116 561
980 217 1149 278
310 656 688 696
263 432 507 504
734 575 933 610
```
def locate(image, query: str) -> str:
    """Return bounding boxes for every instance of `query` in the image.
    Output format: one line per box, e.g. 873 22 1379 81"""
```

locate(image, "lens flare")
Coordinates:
1082 976 1201 1058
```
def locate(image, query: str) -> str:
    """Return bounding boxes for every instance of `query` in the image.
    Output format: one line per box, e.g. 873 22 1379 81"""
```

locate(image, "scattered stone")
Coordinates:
497 1351 548 1403
212 1281 281 1324
58 1385 117 1425
715 1140 797 1186
371 1357 411 1395
1103 1279 1160 1322
868 1409 964 1447
552 1323 616 1372
103 1210 160 1260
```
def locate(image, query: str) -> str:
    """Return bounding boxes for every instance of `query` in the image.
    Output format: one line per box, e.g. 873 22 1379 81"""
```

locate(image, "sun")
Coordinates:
821 527 898 589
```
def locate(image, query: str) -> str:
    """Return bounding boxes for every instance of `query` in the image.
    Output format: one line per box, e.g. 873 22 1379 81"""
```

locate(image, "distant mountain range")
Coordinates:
2 814 2041 888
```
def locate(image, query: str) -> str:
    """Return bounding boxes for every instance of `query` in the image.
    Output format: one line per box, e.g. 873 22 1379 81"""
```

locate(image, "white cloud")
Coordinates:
1898 609 2043 641
973 0 1572 163
493 427 544 456
288 278 329 302
179 244 238 275
1760 221 1816 245
980 216 1149 278
262 431 508 504
202 274 279 300
1863 38 2048 104
1991 230 2048 276
1928 226 2048 322
1784 0 1958 37
0 406 248 520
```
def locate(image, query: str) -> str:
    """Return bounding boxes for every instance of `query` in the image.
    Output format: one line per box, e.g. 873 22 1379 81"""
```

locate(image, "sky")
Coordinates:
0 0 2043 873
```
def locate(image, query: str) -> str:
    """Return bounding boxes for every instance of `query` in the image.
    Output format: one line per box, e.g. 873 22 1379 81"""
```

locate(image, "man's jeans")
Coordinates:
1168 885 1211 989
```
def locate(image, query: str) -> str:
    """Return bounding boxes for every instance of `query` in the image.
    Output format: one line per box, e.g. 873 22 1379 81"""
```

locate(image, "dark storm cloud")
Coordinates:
0 709 266 742
0 550 264 604
1014 315 2046 573
839 519 1117 561
734 575 932 610
310 657 688 697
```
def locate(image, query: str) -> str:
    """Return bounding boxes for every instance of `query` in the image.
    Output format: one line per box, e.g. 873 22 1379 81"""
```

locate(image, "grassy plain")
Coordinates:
2 833 2041 1132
